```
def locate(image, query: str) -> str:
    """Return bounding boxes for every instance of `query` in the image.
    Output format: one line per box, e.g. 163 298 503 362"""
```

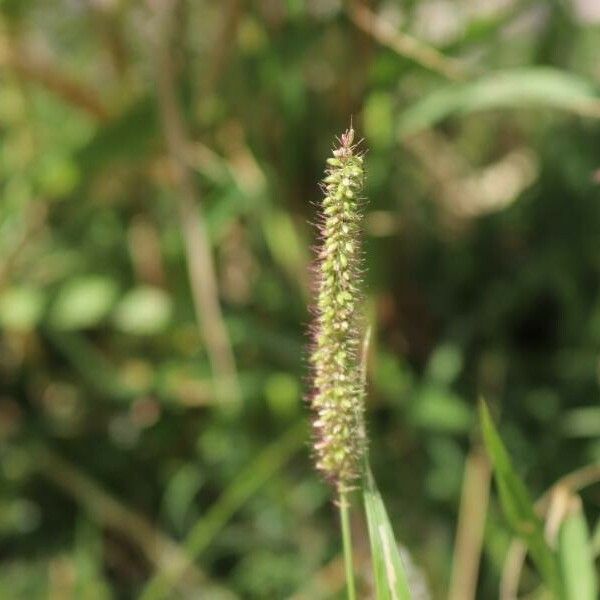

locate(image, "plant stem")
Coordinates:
153 0 241 410
339 489 357 600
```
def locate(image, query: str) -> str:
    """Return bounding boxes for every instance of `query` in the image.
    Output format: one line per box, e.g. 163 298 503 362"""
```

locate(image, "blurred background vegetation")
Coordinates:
1 0 600 598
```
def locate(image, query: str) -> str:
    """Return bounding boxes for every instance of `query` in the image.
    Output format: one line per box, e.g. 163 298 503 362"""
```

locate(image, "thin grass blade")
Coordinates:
479 401 563 597
398 67 600 138
558 493 598 600
363 465 412 600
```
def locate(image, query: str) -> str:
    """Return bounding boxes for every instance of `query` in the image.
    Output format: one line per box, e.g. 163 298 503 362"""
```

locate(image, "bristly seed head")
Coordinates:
307 125 367 491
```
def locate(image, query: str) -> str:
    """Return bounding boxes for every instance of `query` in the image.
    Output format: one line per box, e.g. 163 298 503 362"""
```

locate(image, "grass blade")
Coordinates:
479 401 562 597
558 493 598 600
363 465 412 600
141 421 306 600
397 67 600 138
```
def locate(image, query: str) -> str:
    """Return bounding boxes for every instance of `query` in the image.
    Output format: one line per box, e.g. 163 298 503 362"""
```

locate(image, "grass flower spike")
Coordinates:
309 125 367 492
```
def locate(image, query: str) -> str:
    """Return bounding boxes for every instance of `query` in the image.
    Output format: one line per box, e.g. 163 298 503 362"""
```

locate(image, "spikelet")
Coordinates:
308 126 367 491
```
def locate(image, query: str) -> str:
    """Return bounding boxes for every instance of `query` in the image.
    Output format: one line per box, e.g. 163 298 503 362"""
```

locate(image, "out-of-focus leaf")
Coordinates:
161 464 205 534
426 438 464 500
410 386 473 433
141 422 307 600
112 286 172 335
261 210 307 291
75 100 158 173
561 407 600 437
264 372 300 419
426 343 463 384
558 494 598 600
46 331 136 402
0 286 45 331
374 353 413 400
0 498 40 534
48 276 118 330
73 519 112 599
364 91 394 148
398 68 600 137
363 465 412 600
479 401 562 597
0 560 47 599
36 153 80 198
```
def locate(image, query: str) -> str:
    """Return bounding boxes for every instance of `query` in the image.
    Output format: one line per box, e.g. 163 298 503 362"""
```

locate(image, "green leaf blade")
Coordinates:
479 401 563 597
398 67 600 138
363 466 412 600
559 494 598 600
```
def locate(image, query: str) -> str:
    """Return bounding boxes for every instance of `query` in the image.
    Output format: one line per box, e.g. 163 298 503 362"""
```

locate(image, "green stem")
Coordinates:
339 489 357 600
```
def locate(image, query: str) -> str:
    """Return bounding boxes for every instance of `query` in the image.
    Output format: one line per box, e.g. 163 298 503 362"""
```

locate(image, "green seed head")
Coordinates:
308 126 367 491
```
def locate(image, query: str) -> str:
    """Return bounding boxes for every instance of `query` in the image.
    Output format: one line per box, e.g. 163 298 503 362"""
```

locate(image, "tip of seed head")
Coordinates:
341 127 354 149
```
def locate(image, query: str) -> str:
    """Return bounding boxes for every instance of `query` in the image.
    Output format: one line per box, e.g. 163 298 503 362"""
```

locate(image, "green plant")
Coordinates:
308 126 412 599
480 401 598 600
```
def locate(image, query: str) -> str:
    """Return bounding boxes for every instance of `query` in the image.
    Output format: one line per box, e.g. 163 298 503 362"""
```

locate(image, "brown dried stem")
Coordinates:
347 1 468 82
35 445 233 599
153 0 241 409
448 448 491 600
0 33 109 120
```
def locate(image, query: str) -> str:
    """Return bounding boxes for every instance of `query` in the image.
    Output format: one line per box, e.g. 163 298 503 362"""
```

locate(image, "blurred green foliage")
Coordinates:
1 0 600 598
